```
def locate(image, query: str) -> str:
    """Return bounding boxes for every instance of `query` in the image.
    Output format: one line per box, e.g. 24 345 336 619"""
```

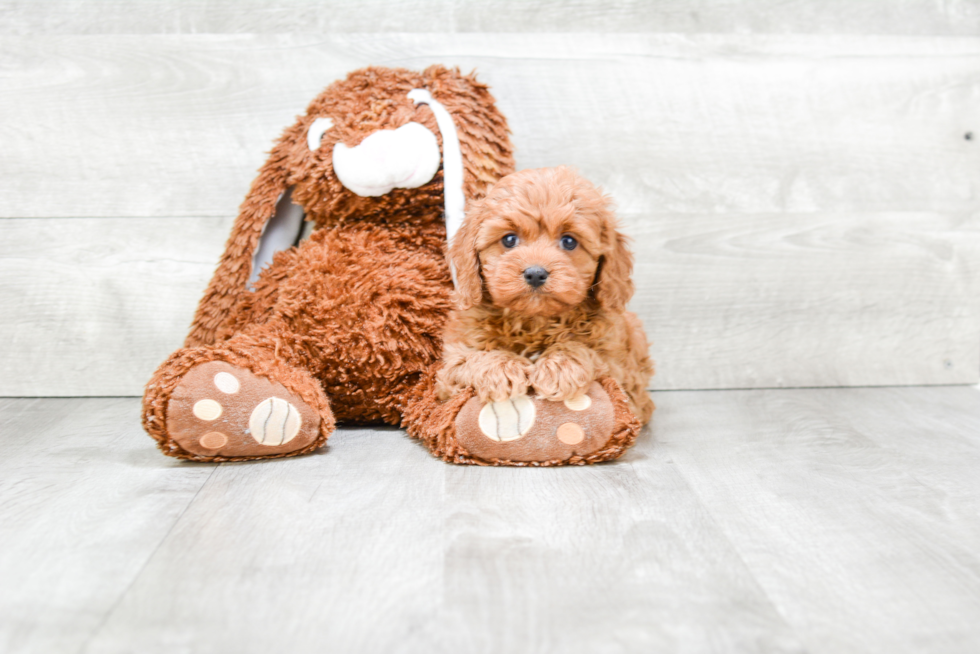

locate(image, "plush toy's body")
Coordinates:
143 65 645 466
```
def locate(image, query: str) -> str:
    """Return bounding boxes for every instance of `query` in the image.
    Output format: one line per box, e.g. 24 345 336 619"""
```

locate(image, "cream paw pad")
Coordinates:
477 395 536 442
249 397 303 446
166 361 320 459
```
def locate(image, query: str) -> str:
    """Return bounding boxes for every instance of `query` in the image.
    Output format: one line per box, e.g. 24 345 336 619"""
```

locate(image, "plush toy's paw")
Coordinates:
453 381 618 464
166 361 322 459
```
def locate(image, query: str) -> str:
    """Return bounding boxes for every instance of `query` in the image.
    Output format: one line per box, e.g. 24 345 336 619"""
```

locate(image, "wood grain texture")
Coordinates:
3 209 976 396
4 386 980 652
0 397 215 654
632 211 980 389
0 217 232 396
659 385 980 653
71 409 807 654
1 33 978 394
434 455 803 653
84 425 452 654
1 0 978 35
1 34 978 218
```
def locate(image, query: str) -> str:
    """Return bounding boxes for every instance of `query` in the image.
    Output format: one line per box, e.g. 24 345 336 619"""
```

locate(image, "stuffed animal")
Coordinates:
142 65 644 466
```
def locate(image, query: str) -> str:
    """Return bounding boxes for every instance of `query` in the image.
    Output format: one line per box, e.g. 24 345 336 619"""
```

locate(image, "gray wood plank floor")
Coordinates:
2 386 980 653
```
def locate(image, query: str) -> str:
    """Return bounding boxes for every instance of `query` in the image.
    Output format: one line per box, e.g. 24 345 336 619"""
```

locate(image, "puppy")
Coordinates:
436 166 654 424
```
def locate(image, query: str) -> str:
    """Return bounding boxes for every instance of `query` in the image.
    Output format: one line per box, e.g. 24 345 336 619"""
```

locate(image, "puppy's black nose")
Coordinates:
523 266 549 288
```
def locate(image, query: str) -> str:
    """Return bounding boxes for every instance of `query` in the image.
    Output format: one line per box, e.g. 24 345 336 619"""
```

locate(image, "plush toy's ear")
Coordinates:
594 228 635 313
448 204 484 311
184 142 302 348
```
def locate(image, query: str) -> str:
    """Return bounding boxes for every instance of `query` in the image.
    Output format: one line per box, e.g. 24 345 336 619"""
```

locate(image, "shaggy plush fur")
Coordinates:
143 66 515 461
404 372 642 466
435 167 655 424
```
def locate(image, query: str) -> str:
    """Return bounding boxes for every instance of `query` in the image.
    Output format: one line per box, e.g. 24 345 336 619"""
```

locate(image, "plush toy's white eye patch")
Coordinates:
306 117 334 151
332 122 440 197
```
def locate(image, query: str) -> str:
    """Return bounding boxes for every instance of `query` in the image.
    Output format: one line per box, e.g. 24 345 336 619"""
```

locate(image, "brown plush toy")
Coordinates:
142 65 644 466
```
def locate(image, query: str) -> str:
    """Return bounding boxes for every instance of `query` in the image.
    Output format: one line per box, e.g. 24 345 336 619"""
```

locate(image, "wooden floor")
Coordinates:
1 386 979 653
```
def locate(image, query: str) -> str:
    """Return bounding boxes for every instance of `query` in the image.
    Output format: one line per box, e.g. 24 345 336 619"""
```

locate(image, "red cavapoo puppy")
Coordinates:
436 166 654 424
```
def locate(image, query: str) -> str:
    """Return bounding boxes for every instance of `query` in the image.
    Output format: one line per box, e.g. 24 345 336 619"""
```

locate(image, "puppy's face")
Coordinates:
476 205 601 317
453 167 630 318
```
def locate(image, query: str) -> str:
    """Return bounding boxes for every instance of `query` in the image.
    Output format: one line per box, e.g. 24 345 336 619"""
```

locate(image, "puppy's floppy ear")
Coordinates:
594 220 635 313
449 201 485 310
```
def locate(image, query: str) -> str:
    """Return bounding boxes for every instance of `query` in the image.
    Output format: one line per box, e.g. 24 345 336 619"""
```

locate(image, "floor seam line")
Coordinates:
665 443 814 654
76 463 221 654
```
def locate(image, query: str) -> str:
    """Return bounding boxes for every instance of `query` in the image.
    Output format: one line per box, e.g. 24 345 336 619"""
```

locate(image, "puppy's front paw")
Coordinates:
437 351 531 403
531 355 594 402
473 356 531 403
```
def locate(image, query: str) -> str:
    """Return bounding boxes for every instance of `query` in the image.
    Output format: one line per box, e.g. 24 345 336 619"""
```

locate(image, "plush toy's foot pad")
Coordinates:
167 361 321 458
454 381 615 464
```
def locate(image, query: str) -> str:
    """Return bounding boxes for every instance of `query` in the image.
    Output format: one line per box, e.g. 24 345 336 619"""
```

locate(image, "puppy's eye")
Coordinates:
560 235 578 251
502 233 519 248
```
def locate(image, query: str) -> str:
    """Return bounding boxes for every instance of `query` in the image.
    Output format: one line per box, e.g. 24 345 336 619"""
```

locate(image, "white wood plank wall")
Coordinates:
1 4 978 396
1 1 978 35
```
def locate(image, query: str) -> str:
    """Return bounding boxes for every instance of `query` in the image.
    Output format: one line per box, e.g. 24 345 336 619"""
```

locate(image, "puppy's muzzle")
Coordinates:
523 266 549 289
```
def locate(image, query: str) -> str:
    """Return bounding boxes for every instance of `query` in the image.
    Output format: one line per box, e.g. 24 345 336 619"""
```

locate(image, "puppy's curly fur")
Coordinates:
436 166 654 424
